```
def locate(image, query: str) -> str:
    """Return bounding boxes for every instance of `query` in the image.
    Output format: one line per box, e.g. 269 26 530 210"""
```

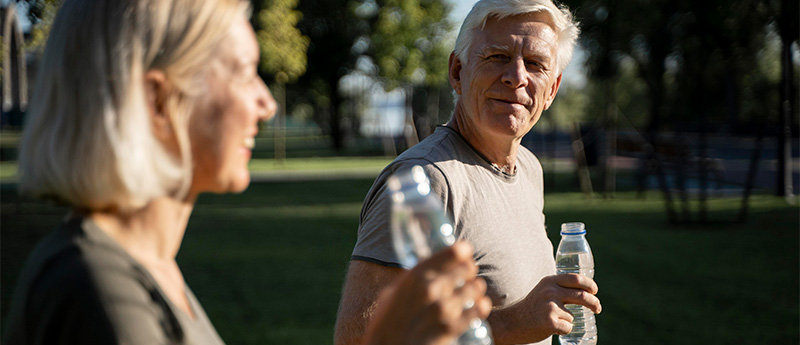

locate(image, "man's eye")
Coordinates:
526 60 546 70
487 54 509 62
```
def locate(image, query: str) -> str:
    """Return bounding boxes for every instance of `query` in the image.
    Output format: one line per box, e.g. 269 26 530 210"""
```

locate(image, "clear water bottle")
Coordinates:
388 165 493 345
555 222 597 345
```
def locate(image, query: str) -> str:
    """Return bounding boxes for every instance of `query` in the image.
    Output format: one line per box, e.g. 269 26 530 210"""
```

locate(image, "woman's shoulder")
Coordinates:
24 217 148 300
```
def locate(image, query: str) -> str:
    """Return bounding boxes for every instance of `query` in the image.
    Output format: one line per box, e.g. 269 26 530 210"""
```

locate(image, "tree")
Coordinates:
254 0 310 161
255 0 309 84
292 0 367 151
564 0 789 221
364 0 453 140
775 0 799 199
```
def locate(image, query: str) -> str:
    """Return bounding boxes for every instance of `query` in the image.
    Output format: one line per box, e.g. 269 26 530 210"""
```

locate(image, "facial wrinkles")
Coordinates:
508 27 556 114
455 13 560 132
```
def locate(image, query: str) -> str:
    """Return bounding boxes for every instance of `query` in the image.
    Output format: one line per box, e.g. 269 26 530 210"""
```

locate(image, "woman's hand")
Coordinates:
364 241 492 345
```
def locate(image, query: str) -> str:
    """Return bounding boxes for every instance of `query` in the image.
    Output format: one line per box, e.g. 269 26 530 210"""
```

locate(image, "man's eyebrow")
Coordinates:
481 44 511 53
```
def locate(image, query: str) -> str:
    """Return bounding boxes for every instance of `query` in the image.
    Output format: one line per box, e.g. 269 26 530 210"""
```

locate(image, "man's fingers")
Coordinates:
415 241 475 275
421 275 490 337
553 273 598 294
553 318 573 335
474 295 492 319
560 289 602 314
407 241 482 304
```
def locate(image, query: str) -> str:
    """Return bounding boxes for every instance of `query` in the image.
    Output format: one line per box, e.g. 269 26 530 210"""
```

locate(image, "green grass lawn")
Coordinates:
2 178 798 344
0 157 396 182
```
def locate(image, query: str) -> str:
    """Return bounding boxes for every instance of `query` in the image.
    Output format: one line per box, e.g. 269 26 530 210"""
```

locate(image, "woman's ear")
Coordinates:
144 70 173 141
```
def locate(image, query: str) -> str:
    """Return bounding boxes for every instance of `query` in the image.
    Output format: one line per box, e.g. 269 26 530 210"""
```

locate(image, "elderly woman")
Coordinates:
3 0 490 344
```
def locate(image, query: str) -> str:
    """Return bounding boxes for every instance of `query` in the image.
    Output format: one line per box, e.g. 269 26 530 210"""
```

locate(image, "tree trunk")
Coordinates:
739 127 765 222
642 26 677 223
599 1 617 198
698 122 709 223
404 85 419 148
602 78 617 198
675 134 690 222
776 26 795 200
571 122 594 198
328 77 344 151
776 0 798 200
273 82 286 163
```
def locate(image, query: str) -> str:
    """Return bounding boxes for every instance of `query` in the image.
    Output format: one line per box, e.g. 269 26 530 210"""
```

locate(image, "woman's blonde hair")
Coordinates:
18 0 249 211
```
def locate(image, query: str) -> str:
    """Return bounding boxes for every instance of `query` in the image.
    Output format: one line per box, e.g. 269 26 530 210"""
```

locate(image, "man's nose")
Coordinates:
501 58 529 89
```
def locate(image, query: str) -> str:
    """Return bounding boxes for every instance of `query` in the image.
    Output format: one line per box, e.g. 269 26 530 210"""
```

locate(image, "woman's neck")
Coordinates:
88 196 195 264
87 196 198 318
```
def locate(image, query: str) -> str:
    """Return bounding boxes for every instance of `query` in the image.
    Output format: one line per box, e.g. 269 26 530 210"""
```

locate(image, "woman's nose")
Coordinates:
258 80 277 121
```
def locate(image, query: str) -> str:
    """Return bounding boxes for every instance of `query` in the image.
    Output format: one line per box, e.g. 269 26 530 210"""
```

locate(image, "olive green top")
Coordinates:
4 217 225 345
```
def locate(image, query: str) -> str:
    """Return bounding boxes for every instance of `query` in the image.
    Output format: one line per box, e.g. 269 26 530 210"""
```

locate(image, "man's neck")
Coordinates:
446 105 523 172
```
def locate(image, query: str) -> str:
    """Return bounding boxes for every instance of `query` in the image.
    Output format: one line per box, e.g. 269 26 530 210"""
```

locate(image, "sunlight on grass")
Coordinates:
248 157 393 172
0 158 396 183
0 161 16 180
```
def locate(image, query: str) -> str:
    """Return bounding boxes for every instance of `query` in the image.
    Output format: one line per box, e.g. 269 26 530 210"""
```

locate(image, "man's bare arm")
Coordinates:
334 260 404 345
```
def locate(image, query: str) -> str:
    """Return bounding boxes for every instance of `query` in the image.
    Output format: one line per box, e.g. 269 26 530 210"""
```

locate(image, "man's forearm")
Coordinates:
487 302 554 345
334 301 378 345
335 261 404 345
487 306 522 345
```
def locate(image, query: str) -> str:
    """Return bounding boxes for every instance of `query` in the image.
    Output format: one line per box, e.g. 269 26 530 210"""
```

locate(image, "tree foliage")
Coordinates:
364 0 453 89
287 0 454 149
562 0 794 134
21 0 60 54
255 0 309 83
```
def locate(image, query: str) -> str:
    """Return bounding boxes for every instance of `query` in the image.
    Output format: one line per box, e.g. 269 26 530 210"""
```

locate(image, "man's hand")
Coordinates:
488 274 601 345
360 242 492 345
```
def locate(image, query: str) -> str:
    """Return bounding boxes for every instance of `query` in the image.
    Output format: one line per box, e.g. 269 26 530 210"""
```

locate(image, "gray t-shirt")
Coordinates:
352 126 555 345
4 217 225 345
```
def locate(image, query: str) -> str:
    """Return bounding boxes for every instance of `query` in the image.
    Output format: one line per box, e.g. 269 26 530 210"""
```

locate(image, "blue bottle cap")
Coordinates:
560 222 586 235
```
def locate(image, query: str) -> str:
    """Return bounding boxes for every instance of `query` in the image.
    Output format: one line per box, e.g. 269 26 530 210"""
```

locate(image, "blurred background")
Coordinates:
1 0 798 344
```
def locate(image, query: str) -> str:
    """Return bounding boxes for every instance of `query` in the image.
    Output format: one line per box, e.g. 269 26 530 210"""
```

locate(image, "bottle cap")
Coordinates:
560 222 586 235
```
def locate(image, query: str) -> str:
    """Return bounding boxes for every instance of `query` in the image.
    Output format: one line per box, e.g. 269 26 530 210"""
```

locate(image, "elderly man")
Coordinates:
334 1 601 344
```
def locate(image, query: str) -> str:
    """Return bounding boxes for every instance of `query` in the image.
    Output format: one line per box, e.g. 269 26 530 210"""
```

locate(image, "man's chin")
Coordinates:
488 116 535 138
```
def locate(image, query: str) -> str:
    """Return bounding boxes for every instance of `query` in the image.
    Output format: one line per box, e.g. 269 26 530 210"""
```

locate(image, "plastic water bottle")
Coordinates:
388 165 493 345
555 222 597 345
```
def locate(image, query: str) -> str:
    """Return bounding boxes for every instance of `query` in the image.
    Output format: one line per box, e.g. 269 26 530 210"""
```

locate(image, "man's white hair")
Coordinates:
454 0 580 75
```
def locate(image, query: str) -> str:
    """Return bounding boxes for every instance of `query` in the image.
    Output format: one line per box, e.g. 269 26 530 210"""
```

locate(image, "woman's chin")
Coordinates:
228 171 251 193
192 171 251 195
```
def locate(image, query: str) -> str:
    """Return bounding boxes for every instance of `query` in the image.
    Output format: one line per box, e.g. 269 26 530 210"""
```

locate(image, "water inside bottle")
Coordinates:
555 252 597 345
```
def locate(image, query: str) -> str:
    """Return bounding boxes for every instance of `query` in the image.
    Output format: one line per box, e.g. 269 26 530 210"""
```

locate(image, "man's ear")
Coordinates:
544 73 563 110
144 70 172 141
448 52 463 95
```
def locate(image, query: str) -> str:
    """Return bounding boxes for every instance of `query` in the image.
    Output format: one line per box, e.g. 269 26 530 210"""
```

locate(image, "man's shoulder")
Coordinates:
517 145 543 175
517 144 540 164
395 127 463 162
389 127 482 179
